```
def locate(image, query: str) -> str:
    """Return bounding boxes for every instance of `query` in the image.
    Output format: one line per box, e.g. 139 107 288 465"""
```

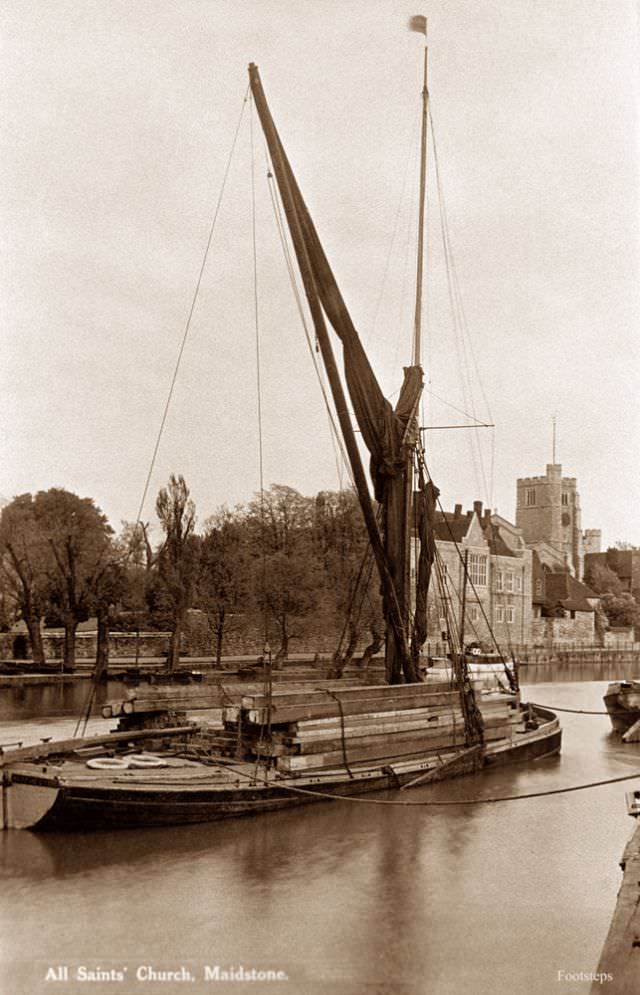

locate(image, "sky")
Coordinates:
1 0 639 548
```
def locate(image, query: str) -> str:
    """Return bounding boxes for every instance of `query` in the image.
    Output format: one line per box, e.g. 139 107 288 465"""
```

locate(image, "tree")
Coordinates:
33 489 114 669
114 521 158 631
197 507 249 666
584 562 623 597
90 546 128 676
0 494 49 663
313 489 383 674
246 485 320 662
599 592 640 630
155 474 198 671
253 550 321 662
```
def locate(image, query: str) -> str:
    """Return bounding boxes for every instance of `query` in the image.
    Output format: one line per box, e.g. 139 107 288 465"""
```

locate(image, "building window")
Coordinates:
496 570 504 592
561 492 569 506
496 604 504 623
506 571 514 592
505 606 515 624
468 553 487 587
525 488 536 506
515 574 522 593
468 606 480 623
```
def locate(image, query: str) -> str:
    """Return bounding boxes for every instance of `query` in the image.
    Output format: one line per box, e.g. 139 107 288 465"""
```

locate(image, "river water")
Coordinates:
1 667 640 995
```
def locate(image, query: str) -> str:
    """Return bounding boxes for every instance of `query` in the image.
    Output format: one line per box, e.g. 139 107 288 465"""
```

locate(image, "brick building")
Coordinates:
530 555 599 645
420 501 532 650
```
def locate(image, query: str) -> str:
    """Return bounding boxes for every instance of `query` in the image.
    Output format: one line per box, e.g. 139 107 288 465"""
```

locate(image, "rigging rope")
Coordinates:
369 99 421 349
429 105 493 508
133 87 250 530
73 91 250 740
417 447 509 669
529 704 612 716
264 157 352 488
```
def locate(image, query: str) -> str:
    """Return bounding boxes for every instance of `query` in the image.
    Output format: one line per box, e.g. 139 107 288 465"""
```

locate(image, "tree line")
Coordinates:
0 477 382 671
2 477 637 670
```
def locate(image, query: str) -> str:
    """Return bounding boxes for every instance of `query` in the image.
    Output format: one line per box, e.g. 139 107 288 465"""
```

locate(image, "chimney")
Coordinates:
473 500 483 518
454 503 462 519
483 508 491 522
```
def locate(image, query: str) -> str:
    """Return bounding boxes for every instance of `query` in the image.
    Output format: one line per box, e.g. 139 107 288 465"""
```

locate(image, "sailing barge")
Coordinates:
1 47 562 831
1 678 560 831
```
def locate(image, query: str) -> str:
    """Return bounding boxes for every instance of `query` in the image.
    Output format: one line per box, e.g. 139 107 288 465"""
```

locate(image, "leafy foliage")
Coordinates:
154 475 199 670
197 507 249 664
584 561 623 596
599 592 640 629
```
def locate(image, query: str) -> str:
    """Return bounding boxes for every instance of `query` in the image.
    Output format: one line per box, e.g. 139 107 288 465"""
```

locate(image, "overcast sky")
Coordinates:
2 0 639 548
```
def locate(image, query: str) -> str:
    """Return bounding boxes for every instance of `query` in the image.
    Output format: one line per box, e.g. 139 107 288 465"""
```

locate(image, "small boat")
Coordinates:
1 28 561 831
604 681 640 735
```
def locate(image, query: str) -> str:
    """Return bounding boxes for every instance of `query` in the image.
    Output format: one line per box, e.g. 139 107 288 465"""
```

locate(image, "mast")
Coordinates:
402 14 429 668
412 17 429 366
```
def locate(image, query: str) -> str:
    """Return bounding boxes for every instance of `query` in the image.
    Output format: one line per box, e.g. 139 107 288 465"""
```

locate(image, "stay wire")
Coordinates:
429 105 492 506
264 156 351 488
417 448 510 668
133 86 250 531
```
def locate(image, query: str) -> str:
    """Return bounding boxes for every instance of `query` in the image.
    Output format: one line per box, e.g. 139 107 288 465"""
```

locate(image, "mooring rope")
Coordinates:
206 756 640 807
529 704 611 716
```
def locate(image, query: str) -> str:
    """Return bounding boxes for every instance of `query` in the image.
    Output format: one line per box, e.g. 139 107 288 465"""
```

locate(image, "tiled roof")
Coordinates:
432 512 517 557
433 514 470 544
544 572 597 613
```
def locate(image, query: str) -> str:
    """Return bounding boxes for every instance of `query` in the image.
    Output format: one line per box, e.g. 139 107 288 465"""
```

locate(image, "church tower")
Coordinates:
515 463 584 579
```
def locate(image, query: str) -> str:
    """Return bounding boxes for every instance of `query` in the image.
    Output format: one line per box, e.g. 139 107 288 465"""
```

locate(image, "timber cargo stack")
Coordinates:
214 681 519 773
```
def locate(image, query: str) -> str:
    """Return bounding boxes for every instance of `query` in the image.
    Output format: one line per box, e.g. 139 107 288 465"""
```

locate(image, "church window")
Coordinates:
525 488 536 506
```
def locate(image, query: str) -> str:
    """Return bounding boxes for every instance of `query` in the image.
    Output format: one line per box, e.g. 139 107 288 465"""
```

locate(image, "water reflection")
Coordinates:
0 680 120 720
1 680 640 995
520 659 640 684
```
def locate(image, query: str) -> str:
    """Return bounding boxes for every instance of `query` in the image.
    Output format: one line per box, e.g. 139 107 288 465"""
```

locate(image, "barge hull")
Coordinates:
5 721 561 832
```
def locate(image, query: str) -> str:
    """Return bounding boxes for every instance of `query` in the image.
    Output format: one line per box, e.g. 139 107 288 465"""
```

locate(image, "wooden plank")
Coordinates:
282 697 510 733
0 725 195 767
240 681 455 709
244 690 462 725
293 702 465 730
292 715 463 740
242 684 515 711
290 715 511 755
275 732 468 770
292 722 464 755
292 712 463 742
591 820 640 993
103 678 367 718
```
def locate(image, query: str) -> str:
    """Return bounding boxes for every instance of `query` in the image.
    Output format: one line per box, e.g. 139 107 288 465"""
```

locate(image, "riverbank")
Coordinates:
592 818 640 993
